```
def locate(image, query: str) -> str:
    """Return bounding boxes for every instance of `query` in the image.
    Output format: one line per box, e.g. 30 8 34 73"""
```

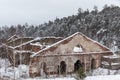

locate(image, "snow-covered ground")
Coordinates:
1 58 120 80
22 68 120 80
23 75 120 80
85 75 120 80
0 58 29 80
23 77 76 80
0 58 11 68
85 68 120 80
92 67 120 75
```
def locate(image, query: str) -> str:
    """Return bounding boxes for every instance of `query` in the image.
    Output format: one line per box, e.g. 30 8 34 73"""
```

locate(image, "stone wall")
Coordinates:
29 53 102 77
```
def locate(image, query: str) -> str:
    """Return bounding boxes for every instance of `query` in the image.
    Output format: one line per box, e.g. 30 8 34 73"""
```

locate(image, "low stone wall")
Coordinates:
101 54 120 70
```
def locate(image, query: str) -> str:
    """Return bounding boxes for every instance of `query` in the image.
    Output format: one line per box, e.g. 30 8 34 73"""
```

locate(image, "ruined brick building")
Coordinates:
6 35 62 66
0 32 114 77
29 32 113 77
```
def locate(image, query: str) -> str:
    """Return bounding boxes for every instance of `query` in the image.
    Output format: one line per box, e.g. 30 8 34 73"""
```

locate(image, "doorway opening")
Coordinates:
60 61 66 74
91 59 95 69
74 60 83 72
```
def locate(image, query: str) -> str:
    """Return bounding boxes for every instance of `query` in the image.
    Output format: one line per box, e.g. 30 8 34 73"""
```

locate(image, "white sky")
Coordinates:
0 0 120 26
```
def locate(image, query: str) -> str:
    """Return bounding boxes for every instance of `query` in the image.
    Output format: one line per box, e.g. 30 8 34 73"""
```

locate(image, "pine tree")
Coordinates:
75 67 86 80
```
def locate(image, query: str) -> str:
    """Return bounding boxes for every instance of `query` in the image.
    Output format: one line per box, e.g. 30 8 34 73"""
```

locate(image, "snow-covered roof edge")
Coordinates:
13 39 37 49
13 37 62 49
30 32 112 58
7 35 18 42
14 50 35 54
8 37 34 43
30 32 79 57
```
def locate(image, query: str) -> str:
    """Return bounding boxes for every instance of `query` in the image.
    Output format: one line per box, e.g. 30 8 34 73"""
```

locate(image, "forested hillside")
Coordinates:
0 5 120 49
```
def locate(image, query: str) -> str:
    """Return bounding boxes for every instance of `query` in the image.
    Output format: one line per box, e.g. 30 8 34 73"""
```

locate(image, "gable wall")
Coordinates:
42 34 109 56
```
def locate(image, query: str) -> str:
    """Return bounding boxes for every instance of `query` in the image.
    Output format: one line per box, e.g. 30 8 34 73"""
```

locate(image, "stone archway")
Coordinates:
60 61 66 74
74 60 83 72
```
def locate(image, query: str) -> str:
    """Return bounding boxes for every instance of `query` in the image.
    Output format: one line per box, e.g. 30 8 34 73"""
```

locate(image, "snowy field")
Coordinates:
23 77 76 80
85 75 120 80
23 75 120 80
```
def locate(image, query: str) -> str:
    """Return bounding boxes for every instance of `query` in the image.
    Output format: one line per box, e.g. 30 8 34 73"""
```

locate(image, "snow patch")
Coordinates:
30 42 42 47
73 46 83 53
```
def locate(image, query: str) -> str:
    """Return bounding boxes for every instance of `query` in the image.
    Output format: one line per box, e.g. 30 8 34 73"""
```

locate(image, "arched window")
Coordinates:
60 61 66 74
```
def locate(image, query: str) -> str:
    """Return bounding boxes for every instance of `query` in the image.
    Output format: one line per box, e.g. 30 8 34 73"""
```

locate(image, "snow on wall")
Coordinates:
30 42 42 47
73 46 83 53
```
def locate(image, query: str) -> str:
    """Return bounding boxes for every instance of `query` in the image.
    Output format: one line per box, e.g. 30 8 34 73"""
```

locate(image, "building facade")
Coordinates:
29 32 113 77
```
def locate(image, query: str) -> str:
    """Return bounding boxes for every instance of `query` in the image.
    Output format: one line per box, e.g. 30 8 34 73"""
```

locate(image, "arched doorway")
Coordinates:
91 59 95 69
74 60 83 72
60 61 66 74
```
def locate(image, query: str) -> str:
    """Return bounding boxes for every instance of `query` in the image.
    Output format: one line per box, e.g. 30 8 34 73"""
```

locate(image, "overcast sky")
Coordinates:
0 0 120 26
